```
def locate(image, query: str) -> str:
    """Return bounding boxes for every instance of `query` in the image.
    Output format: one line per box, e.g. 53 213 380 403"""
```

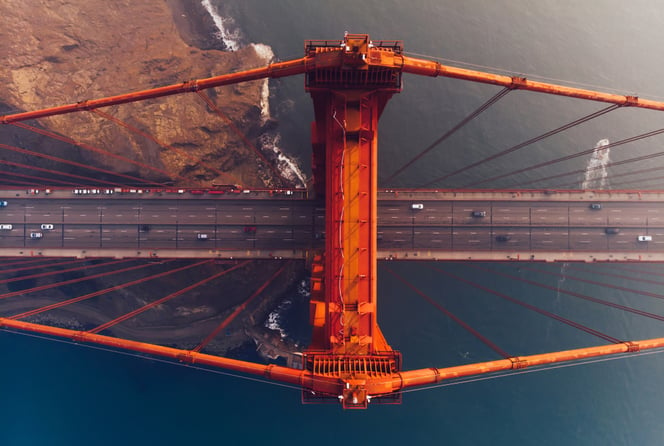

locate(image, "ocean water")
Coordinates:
3 1 664 445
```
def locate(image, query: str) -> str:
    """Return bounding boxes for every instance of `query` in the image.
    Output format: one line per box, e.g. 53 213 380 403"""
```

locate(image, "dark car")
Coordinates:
590 203 602 210
471 211 487 218
495 235 511 242
605 227 620 235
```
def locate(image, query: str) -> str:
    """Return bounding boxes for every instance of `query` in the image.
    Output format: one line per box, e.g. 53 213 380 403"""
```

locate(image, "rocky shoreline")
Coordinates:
0 1 310 363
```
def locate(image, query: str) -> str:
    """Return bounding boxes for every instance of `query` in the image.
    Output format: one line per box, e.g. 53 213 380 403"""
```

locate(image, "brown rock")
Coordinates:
1 0 275 187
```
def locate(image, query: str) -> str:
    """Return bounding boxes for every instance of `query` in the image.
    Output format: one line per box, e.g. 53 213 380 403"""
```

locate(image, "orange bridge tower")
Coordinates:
304 34 403 408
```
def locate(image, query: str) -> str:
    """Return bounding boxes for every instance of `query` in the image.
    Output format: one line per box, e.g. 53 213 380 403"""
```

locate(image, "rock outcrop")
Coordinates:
1 0 275 187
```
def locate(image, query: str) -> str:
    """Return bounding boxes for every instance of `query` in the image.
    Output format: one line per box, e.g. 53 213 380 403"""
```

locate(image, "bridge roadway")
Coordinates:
0 189 663 262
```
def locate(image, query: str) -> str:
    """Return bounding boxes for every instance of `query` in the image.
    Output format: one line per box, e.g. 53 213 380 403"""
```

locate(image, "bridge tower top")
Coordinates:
304 34 403 408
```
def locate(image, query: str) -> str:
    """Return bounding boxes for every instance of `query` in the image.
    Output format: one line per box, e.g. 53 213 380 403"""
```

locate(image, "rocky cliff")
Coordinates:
1 0 276 187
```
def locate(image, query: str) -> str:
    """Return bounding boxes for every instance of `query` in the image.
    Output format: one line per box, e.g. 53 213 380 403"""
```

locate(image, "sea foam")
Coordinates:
200 1 307 186
581 138 611 189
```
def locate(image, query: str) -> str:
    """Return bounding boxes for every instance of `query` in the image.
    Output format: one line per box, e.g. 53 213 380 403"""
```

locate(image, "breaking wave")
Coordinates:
200 0 242 51
200 1 307 187
264 280 310 340
258 133 308 187
581 138 611 189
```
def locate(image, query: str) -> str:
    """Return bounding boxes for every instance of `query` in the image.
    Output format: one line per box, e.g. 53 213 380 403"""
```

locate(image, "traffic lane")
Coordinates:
491 205 529 225
450 227 493 250
412 228 452 249
531 228 569 250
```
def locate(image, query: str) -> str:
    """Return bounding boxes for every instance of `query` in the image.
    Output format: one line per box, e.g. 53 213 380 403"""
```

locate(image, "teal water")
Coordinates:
3 1 664 444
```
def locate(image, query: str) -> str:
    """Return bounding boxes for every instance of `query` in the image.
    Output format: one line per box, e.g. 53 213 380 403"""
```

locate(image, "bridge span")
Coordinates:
0 188 662 262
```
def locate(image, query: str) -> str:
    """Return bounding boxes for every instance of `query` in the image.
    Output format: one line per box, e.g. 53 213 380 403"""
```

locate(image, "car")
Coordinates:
411 203 424 210
638 235 653 242
40 224 54 230
0 201 7 207
30 232 43 239
471 211 487 218
495 235 511 242
589 203 602 210
605 227 620 235
244 226 257 234
139 224 151 232
0 224 12 230
197 233 209 240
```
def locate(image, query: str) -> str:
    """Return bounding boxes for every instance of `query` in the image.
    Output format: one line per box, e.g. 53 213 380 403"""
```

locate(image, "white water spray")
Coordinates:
581 138 611 189
200 1 307 187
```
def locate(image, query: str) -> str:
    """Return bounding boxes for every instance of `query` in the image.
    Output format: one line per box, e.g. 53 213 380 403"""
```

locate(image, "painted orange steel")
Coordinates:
2 317 663 404
4 33 664 408
0 58 309 124
303 34 404 408
0 317 321 389
400 56 664 111
393 338 664 389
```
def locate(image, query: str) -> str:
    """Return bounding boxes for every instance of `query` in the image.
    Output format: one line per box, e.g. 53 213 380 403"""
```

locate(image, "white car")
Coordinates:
197 233 209 240
637 235 652 242
411 203 424 210
41 224 54 230
30 232 43 239
0 224 12 230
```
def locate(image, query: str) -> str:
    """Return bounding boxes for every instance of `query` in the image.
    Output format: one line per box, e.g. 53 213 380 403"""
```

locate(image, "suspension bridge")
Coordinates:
1 33 664 408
